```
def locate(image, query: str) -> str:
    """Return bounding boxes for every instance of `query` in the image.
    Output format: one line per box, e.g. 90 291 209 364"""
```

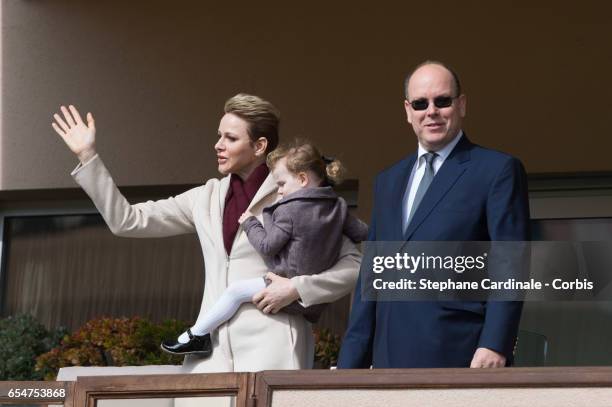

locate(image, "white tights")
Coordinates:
177 277 266 343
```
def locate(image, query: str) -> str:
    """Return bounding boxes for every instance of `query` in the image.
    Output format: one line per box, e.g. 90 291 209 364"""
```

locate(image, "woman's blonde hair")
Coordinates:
266 140 346 186
224 93 280 154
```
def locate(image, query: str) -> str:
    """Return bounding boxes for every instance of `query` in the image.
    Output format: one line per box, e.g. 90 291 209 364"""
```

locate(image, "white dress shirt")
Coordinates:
402 130 464 232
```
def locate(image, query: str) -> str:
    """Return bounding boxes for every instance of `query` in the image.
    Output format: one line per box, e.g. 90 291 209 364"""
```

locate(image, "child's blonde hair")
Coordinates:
266 140 346 186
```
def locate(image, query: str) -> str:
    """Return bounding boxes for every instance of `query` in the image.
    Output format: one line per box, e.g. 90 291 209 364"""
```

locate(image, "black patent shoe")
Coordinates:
160 329 212 356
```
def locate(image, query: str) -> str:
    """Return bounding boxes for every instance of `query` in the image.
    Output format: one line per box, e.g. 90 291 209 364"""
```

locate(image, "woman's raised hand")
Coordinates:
52 105 97 164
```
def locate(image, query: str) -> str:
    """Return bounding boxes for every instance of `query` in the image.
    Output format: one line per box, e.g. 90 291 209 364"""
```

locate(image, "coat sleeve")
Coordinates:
343 213 369 243
291 236 361 307
71 154 198 237
479 157 531 361
242 207 293 257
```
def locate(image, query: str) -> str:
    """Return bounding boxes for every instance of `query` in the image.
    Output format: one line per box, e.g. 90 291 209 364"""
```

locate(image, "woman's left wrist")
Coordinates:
288 278 301 301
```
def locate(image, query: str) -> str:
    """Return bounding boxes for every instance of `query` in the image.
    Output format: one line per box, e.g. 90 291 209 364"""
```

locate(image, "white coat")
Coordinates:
72 155 361 373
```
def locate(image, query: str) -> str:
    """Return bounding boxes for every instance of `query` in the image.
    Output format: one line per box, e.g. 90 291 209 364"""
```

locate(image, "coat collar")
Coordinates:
247 173 278 211
218 170 278 215
264 186 336 212
216 172 277 256
219 174 231 215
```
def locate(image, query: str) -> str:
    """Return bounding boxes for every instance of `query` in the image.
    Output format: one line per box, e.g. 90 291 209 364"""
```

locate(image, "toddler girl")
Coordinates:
161 141 367 355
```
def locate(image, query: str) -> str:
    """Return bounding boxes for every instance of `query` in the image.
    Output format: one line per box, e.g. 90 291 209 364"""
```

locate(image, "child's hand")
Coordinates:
239 211 254 224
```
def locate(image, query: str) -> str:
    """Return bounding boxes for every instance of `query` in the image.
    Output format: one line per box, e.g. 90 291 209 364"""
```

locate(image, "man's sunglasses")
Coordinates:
407 96 457 111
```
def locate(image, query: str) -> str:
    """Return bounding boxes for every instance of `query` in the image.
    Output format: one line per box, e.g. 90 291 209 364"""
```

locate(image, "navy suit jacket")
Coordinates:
337 135 531 368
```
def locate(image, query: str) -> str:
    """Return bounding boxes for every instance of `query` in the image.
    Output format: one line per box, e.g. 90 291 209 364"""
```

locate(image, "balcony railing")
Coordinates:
2 367 612 407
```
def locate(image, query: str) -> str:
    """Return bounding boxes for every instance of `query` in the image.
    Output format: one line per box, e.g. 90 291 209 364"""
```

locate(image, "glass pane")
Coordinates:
1 214 204 331
520 218 612 366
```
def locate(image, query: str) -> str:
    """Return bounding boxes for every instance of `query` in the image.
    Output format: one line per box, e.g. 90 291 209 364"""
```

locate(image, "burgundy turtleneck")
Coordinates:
222 163 269 254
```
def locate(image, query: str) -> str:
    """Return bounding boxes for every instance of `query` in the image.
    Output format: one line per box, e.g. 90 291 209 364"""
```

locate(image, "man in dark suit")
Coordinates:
337 61 530 369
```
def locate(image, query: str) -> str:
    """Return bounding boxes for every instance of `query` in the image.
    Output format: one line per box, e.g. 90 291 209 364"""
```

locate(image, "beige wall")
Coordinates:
2 1 612 218
271 388 612 407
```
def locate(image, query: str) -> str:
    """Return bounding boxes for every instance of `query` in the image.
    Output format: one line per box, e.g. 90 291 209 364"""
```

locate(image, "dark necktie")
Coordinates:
406 152 437 228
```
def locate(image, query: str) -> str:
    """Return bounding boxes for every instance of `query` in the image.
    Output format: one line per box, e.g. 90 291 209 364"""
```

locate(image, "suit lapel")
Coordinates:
390 156 417 241
403 136 472 240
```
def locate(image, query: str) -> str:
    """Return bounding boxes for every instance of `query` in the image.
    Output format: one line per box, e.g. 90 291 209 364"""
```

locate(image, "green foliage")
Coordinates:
313 328 341 369
35 317 188 380
4 314 343 379
0 314 67 380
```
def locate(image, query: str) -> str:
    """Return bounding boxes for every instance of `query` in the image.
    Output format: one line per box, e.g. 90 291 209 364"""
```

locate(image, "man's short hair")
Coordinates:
224 93 280 154
403 60 462 100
